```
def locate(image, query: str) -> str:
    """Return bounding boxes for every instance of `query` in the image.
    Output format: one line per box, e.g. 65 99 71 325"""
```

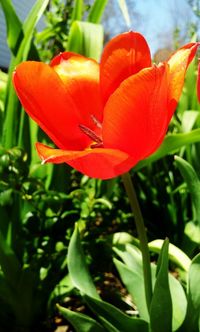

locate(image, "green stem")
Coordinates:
121 172 153 311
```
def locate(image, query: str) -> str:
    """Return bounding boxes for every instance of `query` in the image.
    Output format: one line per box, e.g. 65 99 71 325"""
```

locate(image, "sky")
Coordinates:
103 0 198 55
0 0 199 68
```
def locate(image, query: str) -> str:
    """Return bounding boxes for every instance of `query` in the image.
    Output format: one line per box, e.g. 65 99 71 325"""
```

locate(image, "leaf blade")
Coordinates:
68 224 99 299
150 239 172 332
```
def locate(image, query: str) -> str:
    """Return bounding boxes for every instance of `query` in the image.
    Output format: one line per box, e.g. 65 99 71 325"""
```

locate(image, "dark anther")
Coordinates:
79 124 103 144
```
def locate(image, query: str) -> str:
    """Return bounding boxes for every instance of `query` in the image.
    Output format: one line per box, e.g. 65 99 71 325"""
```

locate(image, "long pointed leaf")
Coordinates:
68 224 99 299
114 242 186 331
87 0 108 23
71 0 83 21
150 239 172 332
117 0 131 27
57 304 105 332
84 294 149 332
114 258 149 322
0 0 22 55
3 0 49 148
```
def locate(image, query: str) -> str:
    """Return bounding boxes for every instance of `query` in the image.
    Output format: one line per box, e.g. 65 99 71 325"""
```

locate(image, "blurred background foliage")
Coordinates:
0 0 200 331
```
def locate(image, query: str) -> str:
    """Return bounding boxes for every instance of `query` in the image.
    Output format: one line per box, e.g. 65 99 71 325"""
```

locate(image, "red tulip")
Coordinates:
13 32 198 179
197 59 200 103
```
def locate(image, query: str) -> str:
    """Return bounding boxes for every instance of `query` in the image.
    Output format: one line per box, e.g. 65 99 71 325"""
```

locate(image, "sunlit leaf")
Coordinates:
68 21 103 61
117 0 131 27
182 111 199 132
71 0 83 21
149 239 191 271
87 0 108 23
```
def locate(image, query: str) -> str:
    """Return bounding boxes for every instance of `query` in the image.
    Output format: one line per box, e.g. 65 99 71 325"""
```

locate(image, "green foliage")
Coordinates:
35 0 106 61
0 147 79 330
67 21 103 61
183 253 200 331
68 224 99 299
1 0 48 149
57 304 105 332
113 240 187 331
61 225 149 332
150 239 172 332
87 0 108 23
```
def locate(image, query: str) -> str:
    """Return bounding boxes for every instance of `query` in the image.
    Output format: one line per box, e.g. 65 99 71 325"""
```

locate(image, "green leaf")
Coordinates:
114 258 149 322
87 0 108 23
84 294 149 332
17 0 49 62
135 129 200 171
3 0 49 148
183 253 200 331
150 239 172 332
117 0 131 27
113 244 149 321
67 21 103 61
71 0 83 21
68 224 99 299
168 273 187 331
149 239 191 272
58 304 105 332
184 221 200 244
182 111 199 133
111 232 139 249
175 156 200 226
0 0 22 55
114 242 186 331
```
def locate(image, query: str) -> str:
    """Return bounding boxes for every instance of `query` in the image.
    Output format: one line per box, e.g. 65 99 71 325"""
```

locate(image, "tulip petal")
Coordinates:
102 64 169 161
167 42 199 120
100 31 152 105
197 59 200 104
51 52 103 128
36 142 134 179
13 61 90 150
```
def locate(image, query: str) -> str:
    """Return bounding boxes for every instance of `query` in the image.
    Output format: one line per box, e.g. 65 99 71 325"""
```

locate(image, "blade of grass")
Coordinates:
87 0 108 23
2 0 49 148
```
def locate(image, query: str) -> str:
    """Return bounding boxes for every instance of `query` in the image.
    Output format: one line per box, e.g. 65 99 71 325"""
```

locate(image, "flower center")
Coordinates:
79 115 103 149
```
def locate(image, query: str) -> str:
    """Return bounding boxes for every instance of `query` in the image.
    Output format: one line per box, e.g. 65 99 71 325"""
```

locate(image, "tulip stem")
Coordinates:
121 172 152 311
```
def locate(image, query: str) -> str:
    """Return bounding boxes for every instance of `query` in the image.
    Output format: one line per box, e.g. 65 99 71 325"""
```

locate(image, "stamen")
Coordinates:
90 114 102 129
79 124 103 144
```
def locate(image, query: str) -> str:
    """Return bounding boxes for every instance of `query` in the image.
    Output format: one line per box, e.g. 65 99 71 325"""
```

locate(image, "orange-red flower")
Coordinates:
13 32 198 179
197 59 200 103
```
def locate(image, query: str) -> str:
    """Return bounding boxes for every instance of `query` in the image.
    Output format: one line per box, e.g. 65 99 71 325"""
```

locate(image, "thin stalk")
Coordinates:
121 172 153 311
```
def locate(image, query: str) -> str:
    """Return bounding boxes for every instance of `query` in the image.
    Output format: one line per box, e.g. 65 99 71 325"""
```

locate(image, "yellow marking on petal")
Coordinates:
54 57 99 83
